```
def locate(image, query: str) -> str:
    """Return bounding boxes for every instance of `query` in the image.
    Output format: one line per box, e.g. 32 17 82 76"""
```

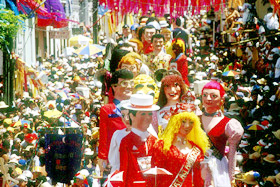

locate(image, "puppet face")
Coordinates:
152 38 164 52
202 88 223 113
131 111 153 132
144 28 156 43
178 118 194 137
164 82 181 103
112 78 134 100
133 74 159 103
120 63 138 77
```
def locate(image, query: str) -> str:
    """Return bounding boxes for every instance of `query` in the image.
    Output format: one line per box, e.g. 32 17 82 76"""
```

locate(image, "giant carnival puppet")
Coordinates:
201 81 244 187
152 106 209 187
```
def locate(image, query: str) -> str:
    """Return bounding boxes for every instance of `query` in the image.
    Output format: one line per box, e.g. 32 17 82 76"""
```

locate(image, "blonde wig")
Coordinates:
117 52 142 71
160 112 209 154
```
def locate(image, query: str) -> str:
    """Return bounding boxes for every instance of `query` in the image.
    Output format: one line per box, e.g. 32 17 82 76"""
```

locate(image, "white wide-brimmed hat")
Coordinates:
123 94 160 111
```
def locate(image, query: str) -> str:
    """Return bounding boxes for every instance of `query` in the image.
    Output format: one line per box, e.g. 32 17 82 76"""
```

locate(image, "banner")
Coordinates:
49 30 70 39
45 133 83 183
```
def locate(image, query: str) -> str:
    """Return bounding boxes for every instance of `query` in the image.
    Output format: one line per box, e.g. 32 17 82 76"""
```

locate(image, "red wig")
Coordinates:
201 81 225 98
157 74 187 108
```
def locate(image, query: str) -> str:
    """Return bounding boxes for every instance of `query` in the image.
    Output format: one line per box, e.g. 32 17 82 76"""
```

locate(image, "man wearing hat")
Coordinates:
119 94 159 186
122 24 132 43
98 69 134 174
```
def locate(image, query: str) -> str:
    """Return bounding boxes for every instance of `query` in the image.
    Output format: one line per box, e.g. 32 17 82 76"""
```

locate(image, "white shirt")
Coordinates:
108 129 130 173
108 124 158 174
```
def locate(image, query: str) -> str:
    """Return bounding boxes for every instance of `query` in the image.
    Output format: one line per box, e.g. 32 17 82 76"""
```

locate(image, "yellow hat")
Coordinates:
3 118 12 125
73 76 81 82
7 127 14 133
15 167 23 175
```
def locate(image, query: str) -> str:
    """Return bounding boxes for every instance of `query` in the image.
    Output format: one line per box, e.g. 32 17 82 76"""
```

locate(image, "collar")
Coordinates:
203 110 223 117
113 99 121 109
175 53 184 61
131 128 150 141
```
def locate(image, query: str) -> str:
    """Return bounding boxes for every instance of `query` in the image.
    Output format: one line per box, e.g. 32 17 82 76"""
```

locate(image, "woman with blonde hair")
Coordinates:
151 108 209 187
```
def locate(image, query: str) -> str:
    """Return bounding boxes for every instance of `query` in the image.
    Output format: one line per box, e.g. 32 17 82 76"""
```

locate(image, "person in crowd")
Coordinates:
172 17 188 50
170 38 190 86
98 69 134 175
201 81 244 187
130 24 140 39
152 110 209 186
161 28 173 56
119 94 159 186
122 24 132 42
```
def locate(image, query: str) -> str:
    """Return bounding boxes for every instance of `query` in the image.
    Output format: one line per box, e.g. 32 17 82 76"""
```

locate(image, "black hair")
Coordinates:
175 17 182 27
139 16 149 23
138 27 145 41
151 34 165 43
267 7 273 13
111 69 134 85
109 49 130 73
115 43 134 50
144 25 156 31
146 17 159 24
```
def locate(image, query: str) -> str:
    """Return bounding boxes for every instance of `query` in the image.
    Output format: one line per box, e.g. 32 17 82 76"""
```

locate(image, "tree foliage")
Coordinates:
0 10 26 50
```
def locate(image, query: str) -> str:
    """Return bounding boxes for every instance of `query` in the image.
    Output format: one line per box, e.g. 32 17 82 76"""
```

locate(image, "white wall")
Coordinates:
15 17 36 67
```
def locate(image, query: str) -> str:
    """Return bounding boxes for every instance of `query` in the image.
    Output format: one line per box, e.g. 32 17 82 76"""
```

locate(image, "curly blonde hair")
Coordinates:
160 112 209 154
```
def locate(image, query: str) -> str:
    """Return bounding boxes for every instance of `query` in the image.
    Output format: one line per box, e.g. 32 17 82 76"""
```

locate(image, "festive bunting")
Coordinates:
102 0 226 17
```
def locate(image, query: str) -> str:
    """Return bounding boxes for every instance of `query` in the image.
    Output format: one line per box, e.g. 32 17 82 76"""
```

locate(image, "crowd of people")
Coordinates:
0 2 280 187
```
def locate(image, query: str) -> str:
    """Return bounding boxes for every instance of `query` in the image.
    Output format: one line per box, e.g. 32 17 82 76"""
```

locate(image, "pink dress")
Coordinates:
203 115 244 187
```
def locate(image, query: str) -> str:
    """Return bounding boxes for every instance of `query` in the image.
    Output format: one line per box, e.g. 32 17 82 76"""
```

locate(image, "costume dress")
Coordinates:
119 128 157 187
202 114 244 187
151 140 204 187
98 100 126 160
169 53 190 86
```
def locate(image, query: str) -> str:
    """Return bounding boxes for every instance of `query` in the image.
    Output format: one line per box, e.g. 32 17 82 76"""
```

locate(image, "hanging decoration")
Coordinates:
100 0 226 17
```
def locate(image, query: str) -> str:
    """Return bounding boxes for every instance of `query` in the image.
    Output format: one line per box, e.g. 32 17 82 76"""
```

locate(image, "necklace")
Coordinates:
176 137 187 145
203 110 222 117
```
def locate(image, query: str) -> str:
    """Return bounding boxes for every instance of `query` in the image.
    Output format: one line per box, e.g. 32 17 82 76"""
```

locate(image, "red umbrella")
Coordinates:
140 166 172 187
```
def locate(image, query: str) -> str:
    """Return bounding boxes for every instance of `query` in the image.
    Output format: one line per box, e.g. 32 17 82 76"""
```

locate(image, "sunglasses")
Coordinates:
112 80 134 87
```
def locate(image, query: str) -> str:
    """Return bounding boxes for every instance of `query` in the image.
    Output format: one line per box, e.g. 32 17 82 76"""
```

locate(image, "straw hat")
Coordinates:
263 154 277 163
276 173 280 185
272 129 280 140
249 152 261 160
238 171 260 185
266 176 276 186
257 78 267 85
123 94 160 111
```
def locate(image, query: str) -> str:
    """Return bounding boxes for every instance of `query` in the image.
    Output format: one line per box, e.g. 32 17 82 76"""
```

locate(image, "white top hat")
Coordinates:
123 94 160 111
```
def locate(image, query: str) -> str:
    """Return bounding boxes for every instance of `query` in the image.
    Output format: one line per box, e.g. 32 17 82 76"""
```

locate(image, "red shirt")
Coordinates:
119 132 156 187
143 41 154 54
98 103 126 160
